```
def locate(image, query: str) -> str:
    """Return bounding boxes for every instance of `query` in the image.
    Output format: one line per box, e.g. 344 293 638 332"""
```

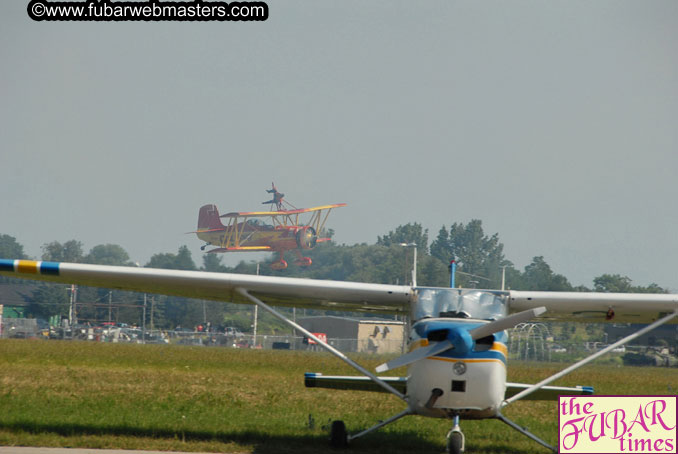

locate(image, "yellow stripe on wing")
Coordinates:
16 260 39 274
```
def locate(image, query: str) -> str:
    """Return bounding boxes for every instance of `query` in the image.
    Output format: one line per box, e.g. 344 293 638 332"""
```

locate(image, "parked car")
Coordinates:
224 327 244 338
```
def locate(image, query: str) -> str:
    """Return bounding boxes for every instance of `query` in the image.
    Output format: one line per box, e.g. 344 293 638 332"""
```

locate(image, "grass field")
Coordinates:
1 340 676 453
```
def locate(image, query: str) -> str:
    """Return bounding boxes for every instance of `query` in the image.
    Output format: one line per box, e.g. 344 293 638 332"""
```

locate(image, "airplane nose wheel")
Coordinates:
446 415 465 454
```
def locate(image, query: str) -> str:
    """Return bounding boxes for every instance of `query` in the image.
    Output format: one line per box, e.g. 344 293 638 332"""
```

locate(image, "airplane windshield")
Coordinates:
413 288 508 321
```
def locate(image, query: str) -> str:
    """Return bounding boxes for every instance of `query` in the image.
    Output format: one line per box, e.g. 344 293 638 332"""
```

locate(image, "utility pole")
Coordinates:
68 285 77 326
150 296 155 331
142 293 147 344
253 263 259 347
399 243 417 287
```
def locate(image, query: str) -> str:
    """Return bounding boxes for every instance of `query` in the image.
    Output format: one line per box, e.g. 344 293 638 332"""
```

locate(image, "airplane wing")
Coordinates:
2 258 675 320
304 373 407 393
508 290 678 323
206 246 272 253
221 203 347 218
0 259 413 314
303 373 593 400
504 382 593 400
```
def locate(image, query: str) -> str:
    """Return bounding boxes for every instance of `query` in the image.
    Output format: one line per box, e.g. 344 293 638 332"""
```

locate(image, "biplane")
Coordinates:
1 256 677 453
192 186 345 269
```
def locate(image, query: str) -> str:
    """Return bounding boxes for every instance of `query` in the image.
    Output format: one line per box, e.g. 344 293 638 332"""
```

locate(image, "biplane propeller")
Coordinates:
190 187 345 270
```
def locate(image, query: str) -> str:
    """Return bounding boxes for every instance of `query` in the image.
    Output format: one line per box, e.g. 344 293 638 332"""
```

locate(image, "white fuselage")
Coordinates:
406 318 508 419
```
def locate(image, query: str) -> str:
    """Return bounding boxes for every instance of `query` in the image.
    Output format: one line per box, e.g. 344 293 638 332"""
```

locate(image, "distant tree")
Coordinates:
202 254 228 272
430 226 452 262
27 283 69 319
377 223 429 250
146 245 196 270
521 256 572 291
41 240 83 262
417 255 450 287
0 234 29 284
593 274 666 294
84 244 132 266
430 220 511 288
144 246 198 328
639 283 667 294
0 234 28 259
593 274 633 293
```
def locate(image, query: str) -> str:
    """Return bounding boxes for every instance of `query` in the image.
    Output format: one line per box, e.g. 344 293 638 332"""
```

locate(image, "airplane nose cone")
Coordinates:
448 327 473 354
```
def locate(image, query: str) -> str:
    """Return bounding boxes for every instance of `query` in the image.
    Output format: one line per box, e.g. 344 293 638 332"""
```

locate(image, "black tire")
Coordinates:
330 420 348 448
447 431 464 454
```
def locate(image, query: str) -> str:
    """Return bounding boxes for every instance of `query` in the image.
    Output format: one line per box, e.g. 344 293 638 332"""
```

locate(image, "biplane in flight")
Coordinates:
192 185 346 270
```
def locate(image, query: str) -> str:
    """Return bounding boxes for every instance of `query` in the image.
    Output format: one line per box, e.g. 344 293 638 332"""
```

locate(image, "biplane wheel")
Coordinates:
270 259 288 271
294 257 313 267
330 420 348 448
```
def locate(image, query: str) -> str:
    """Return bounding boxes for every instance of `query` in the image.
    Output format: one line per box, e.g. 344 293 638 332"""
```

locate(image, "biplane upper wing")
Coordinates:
0 259 412 314
508 290 678 323
221 203 347 218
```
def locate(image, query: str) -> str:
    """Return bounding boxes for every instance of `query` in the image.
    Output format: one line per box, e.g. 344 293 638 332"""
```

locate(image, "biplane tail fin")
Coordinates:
197 204 225 231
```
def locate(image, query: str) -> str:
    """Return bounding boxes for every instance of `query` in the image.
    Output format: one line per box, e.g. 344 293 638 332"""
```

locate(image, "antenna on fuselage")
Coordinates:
449 260 456 288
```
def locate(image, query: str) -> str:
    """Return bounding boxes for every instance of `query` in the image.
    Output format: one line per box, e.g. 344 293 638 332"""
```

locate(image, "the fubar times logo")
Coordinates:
559 396 677 453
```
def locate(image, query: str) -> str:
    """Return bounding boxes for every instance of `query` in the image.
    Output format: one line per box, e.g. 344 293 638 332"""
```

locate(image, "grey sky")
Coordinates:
1 1 677 290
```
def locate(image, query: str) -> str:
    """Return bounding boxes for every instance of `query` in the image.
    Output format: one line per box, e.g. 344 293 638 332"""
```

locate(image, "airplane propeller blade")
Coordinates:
376 340 453 373
375 307 547 374
467 307 546 340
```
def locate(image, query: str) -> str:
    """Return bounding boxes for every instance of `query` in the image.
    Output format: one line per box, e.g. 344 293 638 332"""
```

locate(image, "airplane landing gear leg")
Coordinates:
271 252 288 270
339 408 411 447
496 411 556 453
446 415 465 454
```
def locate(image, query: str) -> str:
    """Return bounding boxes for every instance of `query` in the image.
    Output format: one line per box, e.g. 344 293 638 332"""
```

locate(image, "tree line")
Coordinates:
0 220 667 332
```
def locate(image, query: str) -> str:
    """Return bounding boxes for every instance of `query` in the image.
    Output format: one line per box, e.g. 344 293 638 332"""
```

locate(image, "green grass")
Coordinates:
0 340 676 453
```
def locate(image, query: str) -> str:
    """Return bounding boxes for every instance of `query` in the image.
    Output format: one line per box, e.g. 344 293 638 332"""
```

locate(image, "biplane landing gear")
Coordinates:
271 259 288 270
271 252 288 270
294 256 313 267
446 415 465 454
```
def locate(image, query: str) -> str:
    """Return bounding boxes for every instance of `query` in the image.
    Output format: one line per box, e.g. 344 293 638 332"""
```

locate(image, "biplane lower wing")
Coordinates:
206 246 272 253
0 259 413 314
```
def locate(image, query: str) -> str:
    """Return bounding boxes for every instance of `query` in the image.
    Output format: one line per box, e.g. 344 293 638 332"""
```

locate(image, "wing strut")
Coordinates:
235 288 406 401
504 310 678 406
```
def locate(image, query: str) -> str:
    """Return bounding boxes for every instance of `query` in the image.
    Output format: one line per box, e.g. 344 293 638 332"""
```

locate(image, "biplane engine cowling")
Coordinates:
296 226 317 250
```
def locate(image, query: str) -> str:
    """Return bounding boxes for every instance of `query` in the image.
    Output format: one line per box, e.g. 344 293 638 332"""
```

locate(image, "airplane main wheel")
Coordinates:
446 431 464 454
330 420 348 448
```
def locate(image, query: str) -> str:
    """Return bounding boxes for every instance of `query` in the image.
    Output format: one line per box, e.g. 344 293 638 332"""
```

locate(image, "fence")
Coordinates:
0 321 405 354
3 319 676 367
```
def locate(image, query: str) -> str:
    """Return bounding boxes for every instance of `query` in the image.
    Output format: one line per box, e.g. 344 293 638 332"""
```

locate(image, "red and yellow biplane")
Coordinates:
193 186 345 270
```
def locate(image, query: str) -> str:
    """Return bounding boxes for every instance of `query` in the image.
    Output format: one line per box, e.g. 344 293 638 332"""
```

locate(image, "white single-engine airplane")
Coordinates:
1 258 677 453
